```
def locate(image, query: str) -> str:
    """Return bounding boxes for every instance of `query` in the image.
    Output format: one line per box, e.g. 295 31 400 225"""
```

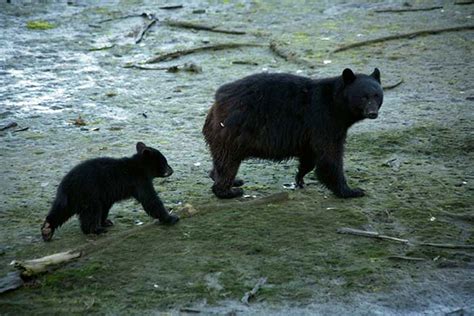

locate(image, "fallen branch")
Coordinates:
418 242 474 250
332 25 474 53
269 41 315 68
337 227 474 249
383 79 404 90
159 5 183 10
337 227 409 244
12 251 82 277
135 19 157 44
98 12 152 24
455 1 474 5
375 6 443 13
145 43 264 64
241 277 267 305
388 256 426 261
0 122 18 131
124 63 202 73
164 20 245 35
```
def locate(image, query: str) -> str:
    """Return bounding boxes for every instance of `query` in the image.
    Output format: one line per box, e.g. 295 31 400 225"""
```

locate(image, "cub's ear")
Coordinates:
136 142 147 154
371 68 381 83
342 68 356 85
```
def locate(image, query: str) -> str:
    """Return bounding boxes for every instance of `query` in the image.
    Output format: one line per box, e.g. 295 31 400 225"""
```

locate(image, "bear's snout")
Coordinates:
367 112 378 119
163 166 173 177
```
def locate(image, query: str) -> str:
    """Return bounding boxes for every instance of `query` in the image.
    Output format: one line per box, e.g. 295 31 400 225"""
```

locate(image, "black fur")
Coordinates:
41 142 179 241
202 68 383 199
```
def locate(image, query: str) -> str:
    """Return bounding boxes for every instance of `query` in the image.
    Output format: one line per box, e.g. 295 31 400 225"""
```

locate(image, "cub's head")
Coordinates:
136 142 173 178
340 68 383 121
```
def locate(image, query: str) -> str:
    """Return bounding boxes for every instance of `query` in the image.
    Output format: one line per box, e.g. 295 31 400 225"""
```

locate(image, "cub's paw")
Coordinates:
102 219 114 227
41 221 55 242
338 188 365 198
213 186 244 199
161 214 180 225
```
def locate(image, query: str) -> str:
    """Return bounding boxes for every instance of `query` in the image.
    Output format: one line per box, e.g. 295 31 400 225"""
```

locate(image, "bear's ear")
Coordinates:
136 142 147 154
342 68 356 85
371 68 381 83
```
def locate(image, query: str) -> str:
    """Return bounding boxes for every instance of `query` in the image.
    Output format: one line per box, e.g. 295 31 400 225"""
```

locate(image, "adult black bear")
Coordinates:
41 142 179 241
202 68 383 199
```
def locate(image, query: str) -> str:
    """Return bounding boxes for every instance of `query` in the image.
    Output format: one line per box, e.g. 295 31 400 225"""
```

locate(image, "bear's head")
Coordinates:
136 142 173 178
339 68 383 121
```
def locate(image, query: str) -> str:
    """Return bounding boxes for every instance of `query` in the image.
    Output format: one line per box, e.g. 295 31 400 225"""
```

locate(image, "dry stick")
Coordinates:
388 256 426 261
375 6 443 13
337 227 474 249
145 43 264 64
164 20 246 35
159 5 183 10
455 1 474 5
98 13 150 24
332 25 474 53
269 41 316 68
241 277 267 305
135 19 157 44
383 79 404 90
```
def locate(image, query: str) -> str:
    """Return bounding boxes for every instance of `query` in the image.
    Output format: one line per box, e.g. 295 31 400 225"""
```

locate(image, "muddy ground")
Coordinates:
0 0 473 315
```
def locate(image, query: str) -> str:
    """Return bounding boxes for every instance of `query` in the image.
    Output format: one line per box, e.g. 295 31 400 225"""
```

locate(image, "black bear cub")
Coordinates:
41 142 179 241
202 68 383 199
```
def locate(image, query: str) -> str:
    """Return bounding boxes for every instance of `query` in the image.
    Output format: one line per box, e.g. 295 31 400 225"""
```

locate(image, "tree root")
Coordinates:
144 43 264 64
332 25 474 53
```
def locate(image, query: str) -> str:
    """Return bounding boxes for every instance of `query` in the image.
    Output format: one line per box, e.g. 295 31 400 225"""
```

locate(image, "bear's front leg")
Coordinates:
134 183 179 225
211 159 243 199
315 158 365 198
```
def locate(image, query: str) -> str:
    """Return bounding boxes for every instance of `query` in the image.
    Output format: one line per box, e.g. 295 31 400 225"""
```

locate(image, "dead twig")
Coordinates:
455 1 474 5
337 227 474 249
388 256 426 261
135 19 157 44
159 5 183 10
144 43 264 64
337 227 409 244
375 6 443 13
383 79 404 90
241 277 267 305
332 25 474 53
269 41 315 68
419 242 474 249
12 127 29 133
98 12 152 24
0 122 18 131
164 20 245 35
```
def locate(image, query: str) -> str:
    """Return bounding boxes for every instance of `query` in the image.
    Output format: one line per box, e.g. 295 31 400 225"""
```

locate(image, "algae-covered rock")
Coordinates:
26 20 56 30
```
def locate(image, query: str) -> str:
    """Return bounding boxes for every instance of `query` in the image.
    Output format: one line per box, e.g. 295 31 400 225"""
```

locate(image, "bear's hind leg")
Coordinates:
211 159 244 199
295 154 316 188
79 204 107 235
101 203 114 227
